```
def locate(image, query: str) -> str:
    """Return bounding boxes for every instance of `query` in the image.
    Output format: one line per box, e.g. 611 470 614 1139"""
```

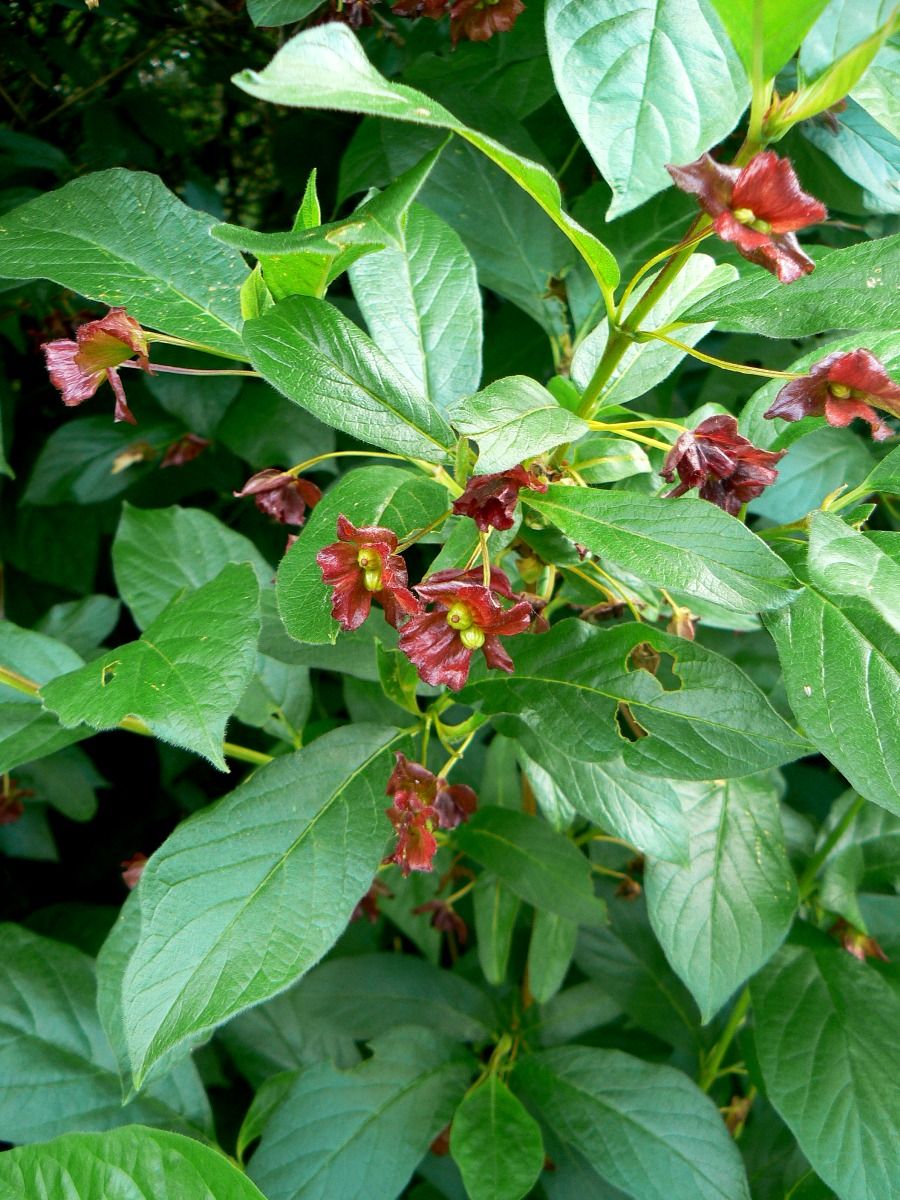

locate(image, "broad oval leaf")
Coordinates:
448 376 589 472
120 724 414 1086
233 24 619 291
527 910 578 1005
42 563 261 771
764 513 900 815
350 202 482 413
0 924 210 1144
473 875 521 987
454 807 606 926
545 0 748 217
523 485 799 613
681 235 900 335
515 1046 751 1200
244 294 455 463
248 1027 470 1200
751 937 900 1200
0 1127 267 1200
462 619 807 779
450 1074 545 1200
645 775 798 1022
0 169 247 356
276 465 451 645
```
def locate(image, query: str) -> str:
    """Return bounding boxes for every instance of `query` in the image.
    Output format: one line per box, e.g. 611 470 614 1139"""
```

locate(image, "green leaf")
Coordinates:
218 377 335 470
463 619 806 780
818 791 900 929
524 485 799 613
860 443 900 494
0 1127 267 1200
244 295 456 462
450 1074 545 1200
14 746 104 822
516 744 689 864
237 1071 296 1162
448 377 589 472
454 807 606 926
799 0 895 78
527 910 578 1005
515 1046 751 1200
751 937 900 1200
545 0 749 217
709 0 830 80
852 37 900 138
0 623 87 774
645 775 797 1022
350 202 482 414
473 875 521 986
570 433 652 484
247 0 322 26
277 465 450 645
233 24 619 292
248 1027 470 1200
764 513 900 814
23 416 183 507
0 169 247 356
42 564 260 771
576 897 701 1052
112 503 273 629
681 235 900 335
748 425 873 523
532 981 624 1048
800 100 900 216
35 595 121 658
0 924 210 1144
216 146 445 301
119 725 414 1086
572 255 737 406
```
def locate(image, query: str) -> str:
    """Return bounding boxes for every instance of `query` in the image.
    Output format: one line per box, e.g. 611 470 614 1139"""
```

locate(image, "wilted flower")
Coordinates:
121 852 148 889
450 0 524 42
350 878 393 924
413 898 468 944
317 515 420 630
452 466 547 532
384 753 478 874
832 919 889 963
235 469 322 526
765 349 900 441
666 151 826 282
41 307 150 424
161 433 211 469
661 414 784 515
399 568 532 690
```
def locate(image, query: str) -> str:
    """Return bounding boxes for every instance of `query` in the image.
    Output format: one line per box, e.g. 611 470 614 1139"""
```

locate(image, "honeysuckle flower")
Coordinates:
41 307 150 424
399 567 532 690
661 414 784 515
161 433 211 469
121 852 148 889
450 0 524 42
386 752 478 830
386 796 439 875
235 469 322 526
317 515 420 631
764 349 900 441
452 466 547 532
666 151 826 283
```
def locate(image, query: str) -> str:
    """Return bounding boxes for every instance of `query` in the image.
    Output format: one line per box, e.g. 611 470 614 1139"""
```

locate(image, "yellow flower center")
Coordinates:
829 383 852 399
733 207 772 234
446 602 474 631
357 547 382 592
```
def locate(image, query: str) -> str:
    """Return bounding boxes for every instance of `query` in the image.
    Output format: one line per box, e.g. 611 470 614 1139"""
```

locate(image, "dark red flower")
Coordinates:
413 899 468 944
41 307 150 424
666 151 826 283
317 515 420 631
399 567 532 690
386 752 477 831
121 852 148 889
235 469 323 526
661 414 785 515
453 466 547 532
386 796 439 875
765 349 900 442
161 433 211 469
0 778 31 826
450 0 524 42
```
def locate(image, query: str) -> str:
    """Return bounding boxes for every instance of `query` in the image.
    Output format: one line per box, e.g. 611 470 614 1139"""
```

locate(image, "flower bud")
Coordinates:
733 207 755 224
363 568 383 592
460 626 485 650
446 602 474 630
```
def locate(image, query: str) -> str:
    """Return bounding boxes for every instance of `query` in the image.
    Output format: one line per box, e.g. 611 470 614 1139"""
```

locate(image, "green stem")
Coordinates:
0 665 273 767
798 794 866 901
640 331 802 380
144 331 251 362
699 987 751 1091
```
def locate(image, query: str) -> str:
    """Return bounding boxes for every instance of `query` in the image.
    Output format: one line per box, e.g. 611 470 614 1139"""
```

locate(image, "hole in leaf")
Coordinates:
616 702 648 741
626 645 682 691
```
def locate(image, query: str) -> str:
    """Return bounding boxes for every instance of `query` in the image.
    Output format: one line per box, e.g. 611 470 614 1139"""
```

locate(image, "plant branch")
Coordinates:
797 793 866 901
699 987 751 1091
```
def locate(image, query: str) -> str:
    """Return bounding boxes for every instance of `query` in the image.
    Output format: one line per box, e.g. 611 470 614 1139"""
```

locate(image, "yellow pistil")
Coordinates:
357 547 383 592
446 602 474 631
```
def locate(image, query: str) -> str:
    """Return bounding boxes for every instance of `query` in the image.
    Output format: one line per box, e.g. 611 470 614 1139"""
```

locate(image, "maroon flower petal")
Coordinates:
161 433 211 469
433 782 477 829
386 753 438 803
452 466 547 532
824 394 894 441
399 611 474 691
731 151 827 233
235 469 322 526
336 513 399 550
481 634 515 674
714 215 817 283
764 376 826 423
42 339 103 407
107 369 137 425
666 154 739 219
449 0 524 43
828 349 900 412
